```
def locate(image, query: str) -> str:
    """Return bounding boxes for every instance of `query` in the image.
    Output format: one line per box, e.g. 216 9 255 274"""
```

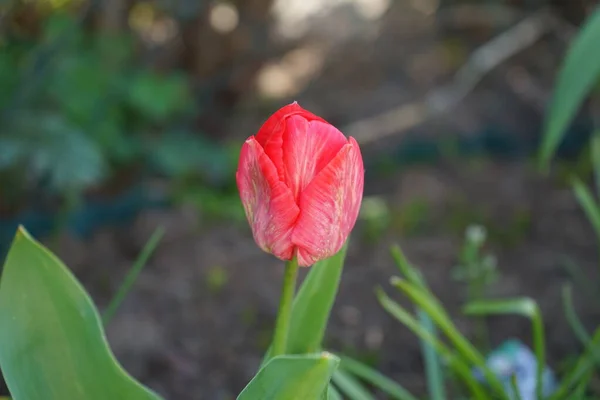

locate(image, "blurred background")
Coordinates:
0 0 599 398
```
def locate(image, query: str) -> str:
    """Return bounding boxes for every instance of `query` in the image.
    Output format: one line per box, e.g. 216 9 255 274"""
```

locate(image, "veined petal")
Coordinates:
236 137 300 260
292 137 364 266
255 102 327 181
282 117 348 202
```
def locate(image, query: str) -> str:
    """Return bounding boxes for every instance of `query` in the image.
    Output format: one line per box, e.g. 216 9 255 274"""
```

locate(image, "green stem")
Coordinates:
271 256 299 357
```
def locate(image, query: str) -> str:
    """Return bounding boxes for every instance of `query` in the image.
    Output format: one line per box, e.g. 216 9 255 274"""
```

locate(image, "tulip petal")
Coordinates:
282 117 348 201
292 138 364 266
255 102 327 181
236 137 300 260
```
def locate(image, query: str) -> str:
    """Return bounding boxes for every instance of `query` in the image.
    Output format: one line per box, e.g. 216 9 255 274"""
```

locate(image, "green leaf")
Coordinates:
338 355 418 400
376 287 489 400
561 285 600 366
327 384 342 400
550 327 600 399
539 6 600 169
237 353 339 400
0 227 161 400
287 242 349 354
103 227 165 325
463 298 545 400
418 309 446 400
331 369 375 400
572 177 600 241
389 278 508 399
390 244 427 288
128 71 190 121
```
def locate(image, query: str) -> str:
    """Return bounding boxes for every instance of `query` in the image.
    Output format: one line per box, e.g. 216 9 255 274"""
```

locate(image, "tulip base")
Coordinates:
271 256 299 358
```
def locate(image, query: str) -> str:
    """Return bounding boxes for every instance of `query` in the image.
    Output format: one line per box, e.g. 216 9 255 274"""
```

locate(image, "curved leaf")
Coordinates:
238 353 339 400
463 298 545 400
540 6 600 169
0 227 161 400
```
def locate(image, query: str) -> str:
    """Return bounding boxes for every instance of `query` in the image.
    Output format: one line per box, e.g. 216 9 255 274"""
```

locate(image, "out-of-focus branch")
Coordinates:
345 8 576 145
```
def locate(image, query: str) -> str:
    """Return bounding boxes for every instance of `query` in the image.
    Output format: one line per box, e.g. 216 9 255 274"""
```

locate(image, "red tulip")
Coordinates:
236 102 364 267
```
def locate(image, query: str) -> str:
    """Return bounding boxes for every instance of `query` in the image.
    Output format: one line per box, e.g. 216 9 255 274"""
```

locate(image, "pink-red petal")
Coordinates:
291 137 364 266
236 137 300 261
254 102 327 181
282 117 348 201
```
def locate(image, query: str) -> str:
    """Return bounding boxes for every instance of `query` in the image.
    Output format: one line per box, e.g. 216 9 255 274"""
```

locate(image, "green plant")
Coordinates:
0 11 232 211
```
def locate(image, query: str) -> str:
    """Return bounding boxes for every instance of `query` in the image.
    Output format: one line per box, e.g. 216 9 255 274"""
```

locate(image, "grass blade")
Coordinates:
572 178 600 241
539 6 600 170
390 245 427 288
332 370 376 400
376 287 489 400
418 309 447 400
338 355 419 400
562 284 600 367
390 278 507 398
390 245 446 399
103 227 165 325
550 327 600 399
463 298 545 400
327 384 342 400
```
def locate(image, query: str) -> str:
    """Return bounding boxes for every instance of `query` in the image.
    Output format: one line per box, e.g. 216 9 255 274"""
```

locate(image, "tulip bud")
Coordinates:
236 102 365 266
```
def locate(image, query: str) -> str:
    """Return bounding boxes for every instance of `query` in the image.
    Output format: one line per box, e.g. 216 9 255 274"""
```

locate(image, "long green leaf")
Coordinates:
287 242 349 354
572 177 600 240
338 355 418 400
550 327 600 399
418 309 446 400
592 132 600 197
237 353 339 400
327 384 342 400
463 298 545 400
390 245 427 288
390 278 508 399
539 6 600 169
376 288 489 400
0 227 161 400
561 285 600 367
390 246 444 399
260 243 348 364
332 369 375 400
103 227 164 325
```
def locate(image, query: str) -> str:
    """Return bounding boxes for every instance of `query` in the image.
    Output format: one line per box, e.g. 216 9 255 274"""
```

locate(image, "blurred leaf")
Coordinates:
561 285 600 367
376 287 489 400
418 309 447 400
327 384 342 400
509 374 522 400
390 244 427 288
540 6 600 169
463 298 545 400
237 353 339 400
149 133 231 183
572 177 600 241
128 71 190 121
287 242 349 354
339 356 418 400
551 328 600 399
2 113 106 192
592 132 600 197
0 227 161 400
390 278 508 399
389 247 445 399
40 12 81 47
103 227 164 325
331 370 375 400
